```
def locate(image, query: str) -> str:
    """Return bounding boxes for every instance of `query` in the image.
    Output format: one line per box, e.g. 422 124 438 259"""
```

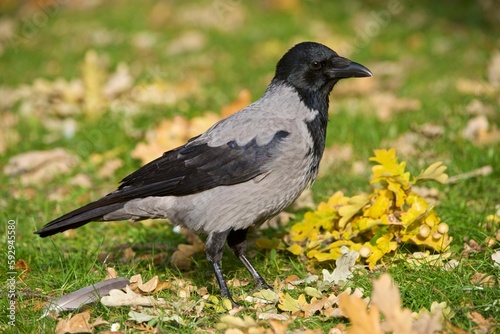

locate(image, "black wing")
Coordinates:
35 130 290 237
118 130 290 197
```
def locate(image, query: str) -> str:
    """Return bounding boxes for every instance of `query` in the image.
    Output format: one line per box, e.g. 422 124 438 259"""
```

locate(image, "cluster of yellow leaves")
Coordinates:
287 148 452 269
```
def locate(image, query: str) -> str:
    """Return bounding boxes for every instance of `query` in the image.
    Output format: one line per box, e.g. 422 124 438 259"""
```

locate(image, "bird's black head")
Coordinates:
274 42 372 98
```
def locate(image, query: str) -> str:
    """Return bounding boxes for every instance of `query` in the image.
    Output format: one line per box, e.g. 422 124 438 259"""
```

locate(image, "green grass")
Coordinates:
1 0 499 333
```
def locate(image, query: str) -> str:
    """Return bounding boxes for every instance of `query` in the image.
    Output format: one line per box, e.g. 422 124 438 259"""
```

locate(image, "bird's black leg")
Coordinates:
205 230 239 307
227 228 272 290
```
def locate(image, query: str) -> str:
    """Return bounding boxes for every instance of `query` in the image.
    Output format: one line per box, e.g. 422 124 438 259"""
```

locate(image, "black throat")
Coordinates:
294 83 333 180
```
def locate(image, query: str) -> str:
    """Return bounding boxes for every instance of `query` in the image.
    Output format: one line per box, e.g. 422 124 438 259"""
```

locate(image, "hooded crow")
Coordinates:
35 42 372 306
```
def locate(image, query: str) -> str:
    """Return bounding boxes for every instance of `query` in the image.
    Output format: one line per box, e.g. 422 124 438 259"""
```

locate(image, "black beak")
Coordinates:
330 60 372 79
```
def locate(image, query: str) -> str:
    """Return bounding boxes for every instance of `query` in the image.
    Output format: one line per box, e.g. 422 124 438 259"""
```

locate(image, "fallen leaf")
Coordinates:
105 267 118 280
456 78 496 96
170 227 205 270
326 248 359 285
415 123 444 138
492 251 500 267
470 273 495 287
103 62 133 99
462 115 493 144
487 51 500 86
414 161 448 184
339 292 382 334
101 286 166 307
97 158 123 179
278 293 307 313
369 92 421 121
166 30 207 56
55 310 108 334
467 311 498 334
371 274 413 333
128 310 184 326
4 148 79 185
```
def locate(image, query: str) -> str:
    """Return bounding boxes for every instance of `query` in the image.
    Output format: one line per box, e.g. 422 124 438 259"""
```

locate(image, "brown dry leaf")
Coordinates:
333 75 377 95
105 267 118 280
415 123 444 138
381 132 421 158
129 274 161 294
175 3 246 32
268 318 290 334
467 311 498 334
69 174 93 188
461 115 500 146
301 295 333 317
15 259 30 273
470 273 496 288
97 158 123 179
166 30 207 56
103 62 133 99
371 274 413 333
456 78 497 96
369 92 421 121
221 89 252 118
170 227 205 270
462 239 483 258
55 310 108 334
465 99 495 116
4 148 79 185
487 51 500 86
338 293 382 334
132 79 199 107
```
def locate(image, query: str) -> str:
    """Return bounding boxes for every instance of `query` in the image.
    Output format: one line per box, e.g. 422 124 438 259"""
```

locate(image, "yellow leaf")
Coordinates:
366 246 385 270
278 293 307 313
376 234 398 254
363 189 392 219
387 180 408 207
414 161 448 184
255 237 281 249
286 243 304 255
338 195 370 228
401 194 429 222
304 287 323 298
370 149 411 188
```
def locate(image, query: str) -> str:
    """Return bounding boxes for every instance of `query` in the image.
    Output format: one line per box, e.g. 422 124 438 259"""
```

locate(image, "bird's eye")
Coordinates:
310 61 322 70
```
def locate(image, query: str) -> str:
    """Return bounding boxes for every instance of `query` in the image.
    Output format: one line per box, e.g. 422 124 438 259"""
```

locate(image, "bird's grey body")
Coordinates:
104 83 320 233
35 42 372 306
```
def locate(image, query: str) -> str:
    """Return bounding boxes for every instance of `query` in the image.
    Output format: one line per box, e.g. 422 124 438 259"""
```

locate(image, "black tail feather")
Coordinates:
34 199 125 237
